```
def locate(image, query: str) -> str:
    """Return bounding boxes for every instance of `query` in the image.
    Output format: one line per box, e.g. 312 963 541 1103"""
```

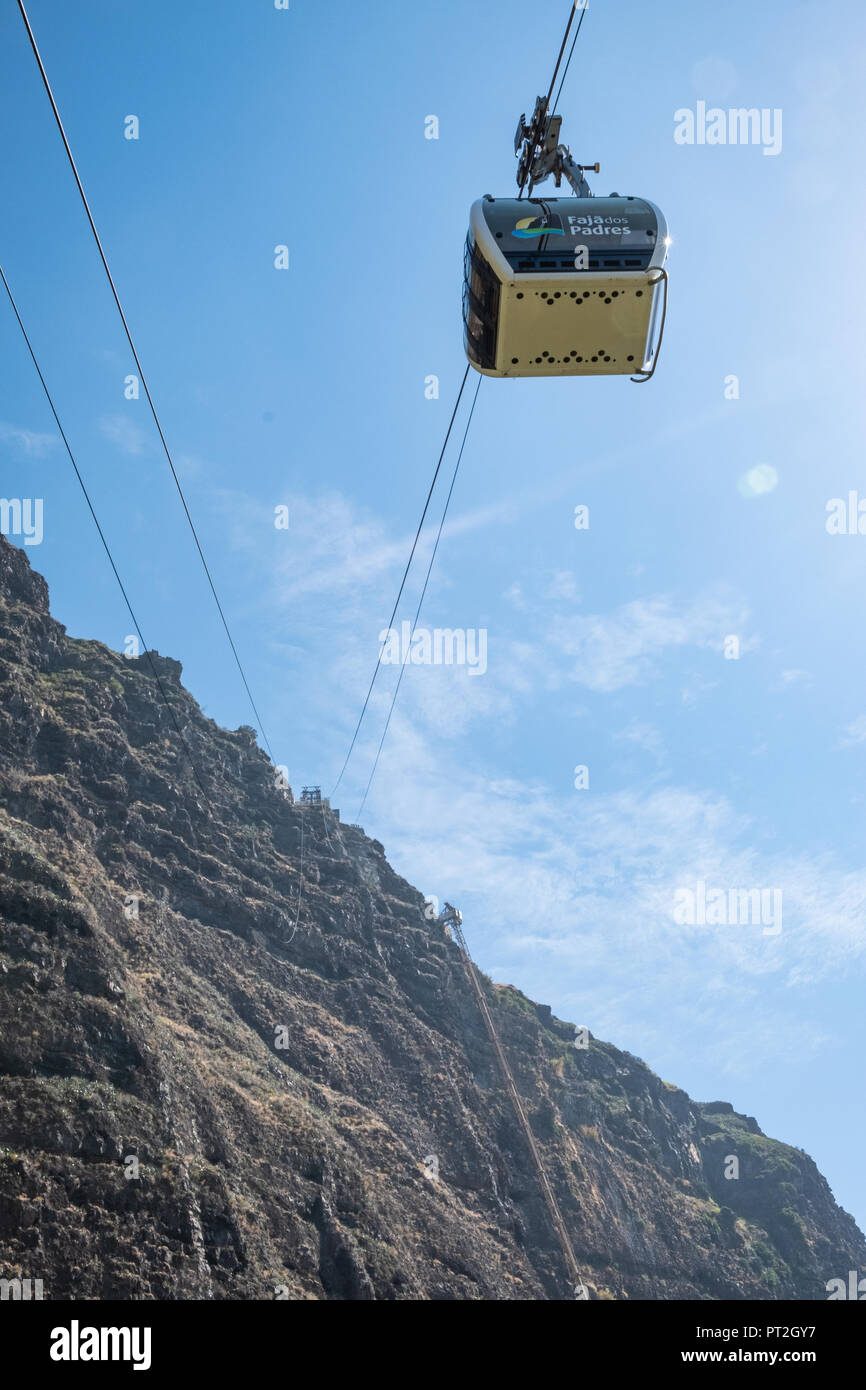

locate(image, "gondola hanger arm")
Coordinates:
515 97 598 198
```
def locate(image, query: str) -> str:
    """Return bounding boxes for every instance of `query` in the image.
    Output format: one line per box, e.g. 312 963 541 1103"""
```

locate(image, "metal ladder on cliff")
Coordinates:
450 916 585 1297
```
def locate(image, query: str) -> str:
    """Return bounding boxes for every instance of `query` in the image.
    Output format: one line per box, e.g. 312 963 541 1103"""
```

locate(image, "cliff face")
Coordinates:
0 533 862 1301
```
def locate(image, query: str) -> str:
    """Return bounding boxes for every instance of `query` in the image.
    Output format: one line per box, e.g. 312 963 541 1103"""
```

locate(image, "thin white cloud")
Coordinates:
611 718 665 761
216 490 523 606
681 673 719 706
547 593 750 692
839 715 866 748
545 570 580 603
99 414 149 457
0 421 57 457
780 669 810 683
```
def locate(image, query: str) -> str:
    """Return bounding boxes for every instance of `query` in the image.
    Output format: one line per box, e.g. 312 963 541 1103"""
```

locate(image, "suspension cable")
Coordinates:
544 1 580 114
355 376 481 819
518 1 591 198
0 264 209 801
331 365 472 798
16 0 275 764
551 2 589 116
518 1 578 198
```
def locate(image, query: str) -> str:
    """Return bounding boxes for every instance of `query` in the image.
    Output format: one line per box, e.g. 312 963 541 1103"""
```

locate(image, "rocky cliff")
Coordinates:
0 533 862 1300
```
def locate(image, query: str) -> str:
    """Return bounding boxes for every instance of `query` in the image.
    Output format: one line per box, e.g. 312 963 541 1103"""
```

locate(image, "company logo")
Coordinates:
568 214 633 237
513 214 565 238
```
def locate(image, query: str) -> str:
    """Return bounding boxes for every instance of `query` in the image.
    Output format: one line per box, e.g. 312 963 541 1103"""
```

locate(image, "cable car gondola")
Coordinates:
463 100 670 382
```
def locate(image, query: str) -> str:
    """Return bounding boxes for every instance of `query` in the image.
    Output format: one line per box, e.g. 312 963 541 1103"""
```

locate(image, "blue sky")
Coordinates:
2 0 866 1238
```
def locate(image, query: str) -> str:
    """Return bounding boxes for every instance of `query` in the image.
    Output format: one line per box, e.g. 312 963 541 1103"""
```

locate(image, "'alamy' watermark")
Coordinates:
0 498 43 546
378 621 487 675
0 1277 44 1300
673 880 782 936
50 1324 151 1371
674 102 782 156
826 1271 866 1300
826 493 866 535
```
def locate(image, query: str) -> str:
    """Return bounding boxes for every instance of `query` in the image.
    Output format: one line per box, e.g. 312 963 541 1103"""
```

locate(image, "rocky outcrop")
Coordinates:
0 534 862 1300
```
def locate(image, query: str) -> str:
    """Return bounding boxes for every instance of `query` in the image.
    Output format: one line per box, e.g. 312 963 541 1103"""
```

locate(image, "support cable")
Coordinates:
331 364 472 797
551 2 589 116
543 1 580 115
16 0 275 763
0 264 208 801
518 0 583 198
355 375 481 819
